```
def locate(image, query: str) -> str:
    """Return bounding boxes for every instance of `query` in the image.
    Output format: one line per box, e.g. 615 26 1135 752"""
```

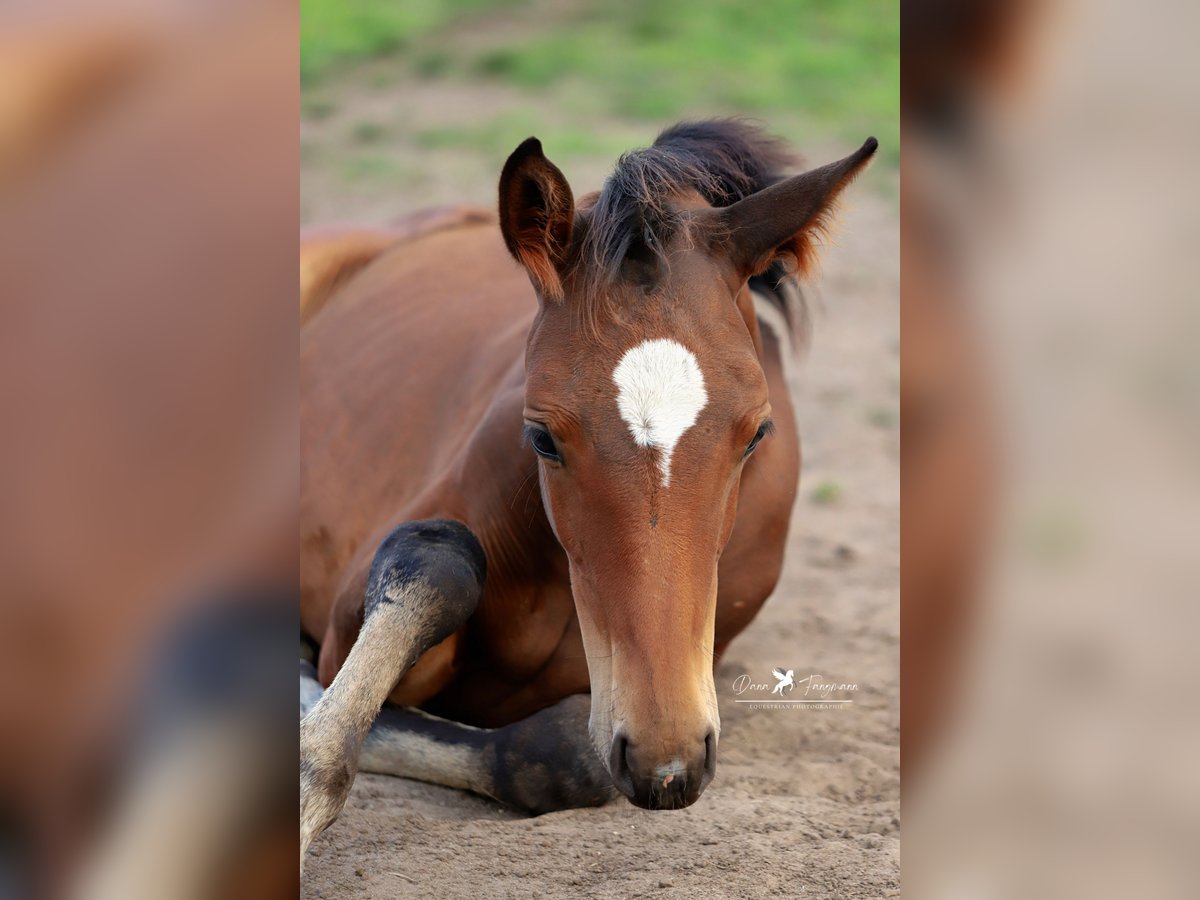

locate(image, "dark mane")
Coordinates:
570 119 808 342
579 119 798 290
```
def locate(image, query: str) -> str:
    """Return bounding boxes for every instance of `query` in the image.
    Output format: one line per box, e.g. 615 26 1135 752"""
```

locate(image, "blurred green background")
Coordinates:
300 0 898 225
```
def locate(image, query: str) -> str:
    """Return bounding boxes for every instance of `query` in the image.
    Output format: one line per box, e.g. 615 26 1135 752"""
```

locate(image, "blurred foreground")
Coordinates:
903 0 1200 896
0 5 298 898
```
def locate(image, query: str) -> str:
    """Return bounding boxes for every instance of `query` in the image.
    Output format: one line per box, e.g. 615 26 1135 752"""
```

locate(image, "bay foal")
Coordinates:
300 121 876 862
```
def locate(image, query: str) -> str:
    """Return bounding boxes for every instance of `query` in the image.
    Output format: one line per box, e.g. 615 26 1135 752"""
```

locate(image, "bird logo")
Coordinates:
771 668 796 695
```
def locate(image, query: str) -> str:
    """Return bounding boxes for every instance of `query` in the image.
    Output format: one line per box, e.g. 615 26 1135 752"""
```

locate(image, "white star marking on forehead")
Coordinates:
612 338 708 487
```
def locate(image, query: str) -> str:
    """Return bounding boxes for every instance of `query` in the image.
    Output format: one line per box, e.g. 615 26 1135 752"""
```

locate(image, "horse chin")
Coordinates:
624 786 707 812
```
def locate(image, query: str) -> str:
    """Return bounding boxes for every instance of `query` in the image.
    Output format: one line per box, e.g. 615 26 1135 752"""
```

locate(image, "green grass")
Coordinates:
349 121 390 145
867 406 899 429
300 0 514 84
466 2 895 136
301 0 898 163
300 94 338 121
339 153 416 186
412 116 633 160
811 480 844 506
1022 506 1088 566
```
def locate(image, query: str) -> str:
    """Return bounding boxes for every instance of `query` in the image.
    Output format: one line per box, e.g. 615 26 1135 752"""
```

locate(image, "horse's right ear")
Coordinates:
498 137 575 301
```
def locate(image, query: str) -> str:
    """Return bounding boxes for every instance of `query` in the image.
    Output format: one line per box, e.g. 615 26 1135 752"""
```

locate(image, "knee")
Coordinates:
365 519 487 639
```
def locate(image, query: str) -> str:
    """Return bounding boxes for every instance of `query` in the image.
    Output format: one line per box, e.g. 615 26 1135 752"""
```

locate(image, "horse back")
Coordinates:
299 207 495 325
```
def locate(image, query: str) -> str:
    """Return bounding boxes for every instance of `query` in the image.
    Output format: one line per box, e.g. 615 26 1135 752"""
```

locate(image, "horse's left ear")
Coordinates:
708 137 878 280
498 137 575 301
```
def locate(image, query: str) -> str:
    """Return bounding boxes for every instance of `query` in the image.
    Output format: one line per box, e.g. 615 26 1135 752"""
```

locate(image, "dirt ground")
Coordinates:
301 120 899 898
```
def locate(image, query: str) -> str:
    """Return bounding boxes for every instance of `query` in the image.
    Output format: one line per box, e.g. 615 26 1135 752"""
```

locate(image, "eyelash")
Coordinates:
522 424 562 462
745 419 775 457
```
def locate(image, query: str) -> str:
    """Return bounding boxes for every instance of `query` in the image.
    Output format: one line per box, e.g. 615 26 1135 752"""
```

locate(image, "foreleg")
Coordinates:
299 520 485 870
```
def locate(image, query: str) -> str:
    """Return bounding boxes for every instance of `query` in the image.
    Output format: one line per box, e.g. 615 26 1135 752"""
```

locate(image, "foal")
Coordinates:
300 121 876 862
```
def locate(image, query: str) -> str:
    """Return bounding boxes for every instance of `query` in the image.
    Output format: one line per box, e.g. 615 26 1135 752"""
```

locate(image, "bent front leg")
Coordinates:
360 693 617 814
299 519 485 870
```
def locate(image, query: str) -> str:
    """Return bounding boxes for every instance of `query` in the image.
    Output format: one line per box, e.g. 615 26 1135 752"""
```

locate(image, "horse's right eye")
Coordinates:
527 427 562 463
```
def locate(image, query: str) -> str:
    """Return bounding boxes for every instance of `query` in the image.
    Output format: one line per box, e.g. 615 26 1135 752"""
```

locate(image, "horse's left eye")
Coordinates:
744 420 774 457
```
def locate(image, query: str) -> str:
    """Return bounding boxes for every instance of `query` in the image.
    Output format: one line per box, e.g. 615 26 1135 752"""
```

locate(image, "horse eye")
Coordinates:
745 420 774 457
528 428 561 462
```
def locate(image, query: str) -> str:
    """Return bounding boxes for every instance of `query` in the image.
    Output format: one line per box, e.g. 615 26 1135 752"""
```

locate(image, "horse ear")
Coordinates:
498 137 575 301
710 137 878 280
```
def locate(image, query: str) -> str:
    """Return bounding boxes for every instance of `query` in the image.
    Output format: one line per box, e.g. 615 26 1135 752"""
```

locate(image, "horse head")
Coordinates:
498 121 876 808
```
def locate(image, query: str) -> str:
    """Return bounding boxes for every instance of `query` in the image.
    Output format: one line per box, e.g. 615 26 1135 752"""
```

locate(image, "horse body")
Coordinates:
300 214 798 728
301 220 577 722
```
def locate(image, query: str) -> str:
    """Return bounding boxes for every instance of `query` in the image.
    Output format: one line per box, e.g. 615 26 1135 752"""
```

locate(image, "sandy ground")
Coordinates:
301 116 899 898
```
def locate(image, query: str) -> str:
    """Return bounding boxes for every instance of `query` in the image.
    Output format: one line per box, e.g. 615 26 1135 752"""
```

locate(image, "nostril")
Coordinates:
609 733 635 795
703 729 717 778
